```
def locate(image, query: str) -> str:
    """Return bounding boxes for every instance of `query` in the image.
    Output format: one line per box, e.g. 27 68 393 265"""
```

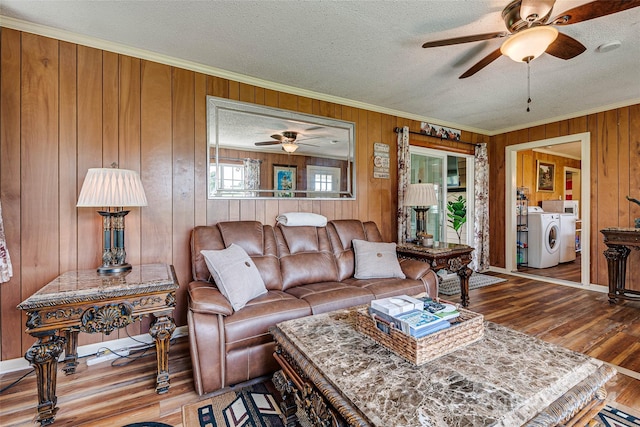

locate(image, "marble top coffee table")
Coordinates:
270 309 616 427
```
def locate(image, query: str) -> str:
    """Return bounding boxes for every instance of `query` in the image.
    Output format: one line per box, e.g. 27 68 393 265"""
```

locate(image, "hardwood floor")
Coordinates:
1 274 639 426
518 253 582 282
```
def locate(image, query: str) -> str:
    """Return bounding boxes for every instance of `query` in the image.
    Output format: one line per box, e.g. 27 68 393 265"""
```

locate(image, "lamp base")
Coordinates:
97 263 132 275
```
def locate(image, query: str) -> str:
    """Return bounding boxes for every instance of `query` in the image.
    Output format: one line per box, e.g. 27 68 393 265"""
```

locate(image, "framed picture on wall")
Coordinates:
274 165 296 197
536 160 555 192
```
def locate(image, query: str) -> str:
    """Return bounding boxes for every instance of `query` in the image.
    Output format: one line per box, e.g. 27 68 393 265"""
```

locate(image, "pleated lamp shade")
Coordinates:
77 168 148 208
403 183 437 207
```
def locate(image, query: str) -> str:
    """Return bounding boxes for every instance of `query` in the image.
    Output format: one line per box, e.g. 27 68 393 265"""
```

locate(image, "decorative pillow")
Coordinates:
200 244 267 311
352 239 406 279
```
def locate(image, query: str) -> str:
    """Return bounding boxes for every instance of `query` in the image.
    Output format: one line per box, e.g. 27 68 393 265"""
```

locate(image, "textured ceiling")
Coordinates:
1 0 639 135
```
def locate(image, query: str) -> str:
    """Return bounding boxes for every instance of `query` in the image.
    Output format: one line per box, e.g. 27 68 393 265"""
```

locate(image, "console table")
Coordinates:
601 227 640 303
17 263 178 426
396 242 474 306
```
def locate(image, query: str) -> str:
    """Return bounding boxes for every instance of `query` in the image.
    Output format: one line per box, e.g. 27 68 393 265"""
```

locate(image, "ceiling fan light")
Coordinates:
500 26 559 62
282 142 299 153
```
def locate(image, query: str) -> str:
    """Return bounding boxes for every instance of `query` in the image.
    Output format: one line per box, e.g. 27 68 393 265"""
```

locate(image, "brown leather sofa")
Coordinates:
187 219 438 395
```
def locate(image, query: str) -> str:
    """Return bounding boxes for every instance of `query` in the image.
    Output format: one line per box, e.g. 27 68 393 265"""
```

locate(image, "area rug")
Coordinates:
438 272 507 295
182 379 311 427
590 403 640 427
182 378 638 427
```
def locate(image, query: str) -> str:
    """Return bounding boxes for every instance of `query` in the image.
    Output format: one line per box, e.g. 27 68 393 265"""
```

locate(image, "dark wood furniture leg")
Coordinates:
457 266 473 307
24 331 65 426
272 369 299 427
150 311 176 394
604 246 630 304
62 328 79 375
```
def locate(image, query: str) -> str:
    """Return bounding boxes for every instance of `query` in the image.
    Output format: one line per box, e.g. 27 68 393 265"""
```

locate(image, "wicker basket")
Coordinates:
354 304 484 365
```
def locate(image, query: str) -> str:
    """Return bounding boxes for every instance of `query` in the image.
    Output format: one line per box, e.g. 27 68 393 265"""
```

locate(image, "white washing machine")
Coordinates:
527 206 560 268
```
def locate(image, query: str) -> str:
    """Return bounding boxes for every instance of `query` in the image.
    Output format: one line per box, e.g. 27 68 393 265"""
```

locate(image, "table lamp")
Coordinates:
77 167 147 274
404 183 437 245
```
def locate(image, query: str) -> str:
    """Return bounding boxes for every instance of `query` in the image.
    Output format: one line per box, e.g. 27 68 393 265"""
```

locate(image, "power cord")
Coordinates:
0 368 34 394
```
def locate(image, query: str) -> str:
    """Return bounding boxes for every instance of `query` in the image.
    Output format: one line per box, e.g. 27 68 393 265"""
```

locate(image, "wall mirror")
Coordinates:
207 96 356 199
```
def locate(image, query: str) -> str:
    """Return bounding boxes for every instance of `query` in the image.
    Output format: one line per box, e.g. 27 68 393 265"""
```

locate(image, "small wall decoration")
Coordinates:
373 142 390 179
420 122 461 141
536 160 555 192
274 165 296 197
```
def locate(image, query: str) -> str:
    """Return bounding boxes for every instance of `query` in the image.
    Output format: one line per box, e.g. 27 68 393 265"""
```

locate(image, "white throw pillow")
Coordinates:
352 239 406 279
201 244 267 311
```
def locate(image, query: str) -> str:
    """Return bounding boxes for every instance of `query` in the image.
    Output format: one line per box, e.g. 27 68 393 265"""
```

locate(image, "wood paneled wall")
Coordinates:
490 105 640 290
0 29 489 361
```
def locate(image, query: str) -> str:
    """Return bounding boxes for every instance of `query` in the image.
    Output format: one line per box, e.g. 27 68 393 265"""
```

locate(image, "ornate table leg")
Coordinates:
24 331 65 426
457 266 473 307
604 246 630 304
272 370 299 427
150 312 175 394
62 327 79 375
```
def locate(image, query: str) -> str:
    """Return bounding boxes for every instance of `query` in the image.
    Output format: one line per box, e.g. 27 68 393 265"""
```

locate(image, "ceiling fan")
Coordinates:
422 0 640 79
255 131 320 153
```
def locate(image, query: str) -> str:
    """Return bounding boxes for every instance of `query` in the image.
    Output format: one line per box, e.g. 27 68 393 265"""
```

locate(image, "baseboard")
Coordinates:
0 325 188 374
488 266 605 292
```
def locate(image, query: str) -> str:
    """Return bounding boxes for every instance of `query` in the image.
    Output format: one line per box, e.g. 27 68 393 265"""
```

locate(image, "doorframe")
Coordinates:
504 132 591 286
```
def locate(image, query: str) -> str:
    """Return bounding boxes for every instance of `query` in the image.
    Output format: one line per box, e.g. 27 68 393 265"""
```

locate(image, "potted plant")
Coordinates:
626 196 640 228
447 195 467 243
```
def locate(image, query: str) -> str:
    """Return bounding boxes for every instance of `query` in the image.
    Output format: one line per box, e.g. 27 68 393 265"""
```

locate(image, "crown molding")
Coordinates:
3 15 636 138
489 98 640 136
0 15 491 136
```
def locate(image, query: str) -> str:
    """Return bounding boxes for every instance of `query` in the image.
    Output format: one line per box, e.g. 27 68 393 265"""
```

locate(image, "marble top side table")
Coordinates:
17 263 179 426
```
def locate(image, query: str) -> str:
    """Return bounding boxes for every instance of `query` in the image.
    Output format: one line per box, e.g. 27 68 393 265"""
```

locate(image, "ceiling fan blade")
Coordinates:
422 32 508 48
520 0 556 22
254 141 281 146
545 32 587 60
459 48 503 79
552 0 640 25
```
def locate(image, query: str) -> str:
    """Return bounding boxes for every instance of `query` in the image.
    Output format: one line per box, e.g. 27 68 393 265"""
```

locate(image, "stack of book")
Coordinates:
369 295 454 338
421 297 461 322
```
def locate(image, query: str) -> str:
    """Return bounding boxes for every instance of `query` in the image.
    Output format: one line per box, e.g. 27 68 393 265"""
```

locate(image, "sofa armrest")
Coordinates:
399 258 432 280
188 280 233 316
399 259 439 299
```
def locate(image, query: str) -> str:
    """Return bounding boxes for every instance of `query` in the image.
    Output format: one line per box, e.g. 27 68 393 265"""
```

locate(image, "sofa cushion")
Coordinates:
275 225 340 290
201 244 268 311
342 277 426 299
352 239 405 279
224 290 311 350
285 282 374 314
192 223 283 290
327 220 385 281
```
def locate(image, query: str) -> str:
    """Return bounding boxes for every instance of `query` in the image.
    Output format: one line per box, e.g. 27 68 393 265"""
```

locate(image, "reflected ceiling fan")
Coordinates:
255 131 320 153
422 0 640 79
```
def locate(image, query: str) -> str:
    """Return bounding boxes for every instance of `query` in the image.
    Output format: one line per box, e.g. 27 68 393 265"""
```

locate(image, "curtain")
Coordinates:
472 143 490 271
397 126 411 243
243 158 261 197
0 200 13 283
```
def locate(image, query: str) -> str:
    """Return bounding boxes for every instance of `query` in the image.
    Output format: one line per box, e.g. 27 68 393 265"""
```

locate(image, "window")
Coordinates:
307 166 341 198
210 163 245 196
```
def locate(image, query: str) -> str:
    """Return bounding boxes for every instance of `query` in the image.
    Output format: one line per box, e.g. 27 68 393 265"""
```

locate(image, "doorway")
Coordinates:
505 133 590 287
409 147 475 245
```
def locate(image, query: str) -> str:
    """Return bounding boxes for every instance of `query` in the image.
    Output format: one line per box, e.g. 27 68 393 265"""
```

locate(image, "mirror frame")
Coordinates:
207 96 356 200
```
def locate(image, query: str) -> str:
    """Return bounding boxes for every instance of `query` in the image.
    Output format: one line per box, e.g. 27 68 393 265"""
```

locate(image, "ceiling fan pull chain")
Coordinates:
526 58 532 112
